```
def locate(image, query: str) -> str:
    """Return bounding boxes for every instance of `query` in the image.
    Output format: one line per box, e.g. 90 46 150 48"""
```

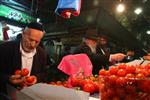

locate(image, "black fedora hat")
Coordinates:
84 29 98 41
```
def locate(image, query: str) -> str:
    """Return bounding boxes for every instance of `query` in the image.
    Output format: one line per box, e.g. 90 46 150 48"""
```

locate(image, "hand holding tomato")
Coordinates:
13 68 37 88
24 75 37 86
15 68 29 76
9 74 24 85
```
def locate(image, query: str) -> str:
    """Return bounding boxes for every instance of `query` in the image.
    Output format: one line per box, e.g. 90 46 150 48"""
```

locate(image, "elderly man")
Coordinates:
0 22 48 98
73 29 108 74
74 29 125 75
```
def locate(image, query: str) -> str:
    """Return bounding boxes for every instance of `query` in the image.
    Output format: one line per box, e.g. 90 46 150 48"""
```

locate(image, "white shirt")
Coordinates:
20 44 36 76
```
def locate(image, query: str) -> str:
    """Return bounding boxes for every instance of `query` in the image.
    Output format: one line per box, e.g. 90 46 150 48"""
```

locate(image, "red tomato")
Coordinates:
99 69 107 76
125 73 136 83
68 75 82 87
140 65 147 69
82 79 93 86
125 73 135 78
49 82 56 85
116 77 126 87
99 83 105 93
135 73 145 79
108 75 117 85
116 87 126 97
145 63 150 69
89 76 96 81
148 69 150 76
105 70 110 76
138 79 150 93
126 65 136 74
15 69 21 75
93 81 99 92
106 88 116 98
101 91 109 100
21 68 29 76
126 85 136 94
83 83 95 94
25 76 37 86
117 69 126 77
141 69 149 77
112 96 120 100
56 81 63 86
125 94 137 100
26 76 35 83
118 63 126 69
135 68 142 74
109 66 118 75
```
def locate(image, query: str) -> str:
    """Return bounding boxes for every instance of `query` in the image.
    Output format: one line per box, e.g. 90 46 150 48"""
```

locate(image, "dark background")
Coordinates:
37 0 150 49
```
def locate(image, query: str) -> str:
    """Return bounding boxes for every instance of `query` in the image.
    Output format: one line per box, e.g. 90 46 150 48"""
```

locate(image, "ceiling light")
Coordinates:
134 8 142 15
93 0 99 6
142 0 147 3
37 18 40 22
146 30 150 34
116 3 125 13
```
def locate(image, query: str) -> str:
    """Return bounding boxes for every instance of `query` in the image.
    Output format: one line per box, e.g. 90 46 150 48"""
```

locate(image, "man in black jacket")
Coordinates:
73 29 110 74
0 22 48 98
74 29 125 75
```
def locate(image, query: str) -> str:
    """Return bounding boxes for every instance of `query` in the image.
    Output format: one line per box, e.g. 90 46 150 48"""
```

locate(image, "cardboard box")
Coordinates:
16 83 89 100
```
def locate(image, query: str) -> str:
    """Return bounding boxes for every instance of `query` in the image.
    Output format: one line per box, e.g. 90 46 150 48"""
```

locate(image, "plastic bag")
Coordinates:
55 0 81 19
58 54 93 76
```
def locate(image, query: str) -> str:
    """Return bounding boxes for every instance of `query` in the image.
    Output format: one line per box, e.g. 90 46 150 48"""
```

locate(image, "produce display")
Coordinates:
99 63 150 100
48 72 100 94
14 63 150 100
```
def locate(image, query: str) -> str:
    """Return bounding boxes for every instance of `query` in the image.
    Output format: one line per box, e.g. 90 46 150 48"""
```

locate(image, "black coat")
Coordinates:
0 40 48 94
73 43 110 75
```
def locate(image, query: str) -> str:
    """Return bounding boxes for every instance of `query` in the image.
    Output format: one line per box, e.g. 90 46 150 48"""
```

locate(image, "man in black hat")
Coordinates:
74 29 107 74
96 34 126 69
0 22 48 98
74 29 126 75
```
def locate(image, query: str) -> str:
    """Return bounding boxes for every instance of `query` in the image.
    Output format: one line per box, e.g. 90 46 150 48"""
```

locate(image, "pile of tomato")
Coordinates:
99 63 150 100
49 72 100 94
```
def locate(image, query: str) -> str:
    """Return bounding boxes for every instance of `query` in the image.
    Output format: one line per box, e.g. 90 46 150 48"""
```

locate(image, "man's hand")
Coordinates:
110 53 126 62
143 55 150 60
9 74 24 85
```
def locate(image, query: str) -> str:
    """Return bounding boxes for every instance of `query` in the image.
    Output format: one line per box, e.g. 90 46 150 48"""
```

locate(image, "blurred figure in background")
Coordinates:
96 34 110 69
96 34 126 65
73 29 100 74
74 29 126 75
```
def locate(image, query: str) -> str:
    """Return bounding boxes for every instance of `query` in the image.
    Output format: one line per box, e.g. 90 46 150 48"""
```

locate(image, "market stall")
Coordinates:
6 58 150 100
